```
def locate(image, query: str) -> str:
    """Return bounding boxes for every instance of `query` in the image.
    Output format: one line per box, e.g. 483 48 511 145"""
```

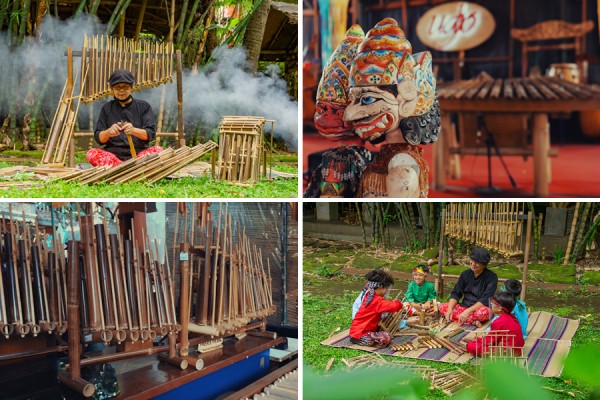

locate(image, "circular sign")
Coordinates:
416 2 496 52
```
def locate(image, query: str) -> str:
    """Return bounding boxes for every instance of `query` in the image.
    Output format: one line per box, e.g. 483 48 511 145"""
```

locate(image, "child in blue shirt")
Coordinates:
503 279 528 339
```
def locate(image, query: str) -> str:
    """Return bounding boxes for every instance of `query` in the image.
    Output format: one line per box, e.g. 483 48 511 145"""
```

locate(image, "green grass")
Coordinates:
351 251 390 269
528 264 577 284
0 150 298 198
581 270 600 286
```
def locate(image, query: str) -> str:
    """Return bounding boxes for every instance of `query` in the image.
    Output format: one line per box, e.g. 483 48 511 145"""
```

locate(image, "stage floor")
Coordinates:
303 132 600 198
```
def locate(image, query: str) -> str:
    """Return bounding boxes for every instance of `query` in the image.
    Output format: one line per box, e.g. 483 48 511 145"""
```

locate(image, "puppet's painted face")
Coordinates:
314 101 354 139
344 86 401 142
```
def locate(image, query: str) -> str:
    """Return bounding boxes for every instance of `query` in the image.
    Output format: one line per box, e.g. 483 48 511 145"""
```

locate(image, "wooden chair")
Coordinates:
511 20 594 78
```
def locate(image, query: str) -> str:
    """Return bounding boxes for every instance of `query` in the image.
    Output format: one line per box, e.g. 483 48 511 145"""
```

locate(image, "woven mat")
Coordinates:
320 311 579 376
523 311 579 377
321 321 491 364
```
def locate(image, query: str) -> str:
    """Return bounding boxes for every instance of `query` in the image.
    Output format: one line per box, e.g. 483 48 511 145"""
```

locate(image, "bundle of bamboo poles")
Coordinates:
41 54 86 166
81 35 174 103
430 368 476 396
445 202 524 256
175 203 275 339
74 206 180 345
217 116 275 182
378 295 408 336
0 206 69 339
56 141 217 185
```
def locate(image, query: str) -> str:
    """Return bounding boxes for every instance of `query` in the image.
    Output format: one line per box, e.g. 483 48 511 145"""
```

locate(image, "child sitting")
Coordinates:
352 270 390 319
503 279 528 339
466 292 524 356
405 265 437 316
350 269 402 347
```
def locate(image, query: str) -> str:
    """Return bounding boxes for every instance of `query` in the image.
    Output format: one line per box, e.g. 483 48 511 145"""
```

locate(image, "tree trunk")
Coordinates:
571 202 591 262
0 0 8 31
355 203 367 247
192 4 214 72
180 0 202 48
242 0 271 74
35 0 47 34
90 0 101 14
105 0 132 35
564 202 580 265
175 0 190 46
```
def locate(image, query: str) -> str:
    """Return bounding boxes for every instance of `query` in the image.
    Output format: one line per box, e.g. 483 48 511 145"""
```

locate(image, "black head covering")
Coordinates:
109 69 135 86
469 247 491 264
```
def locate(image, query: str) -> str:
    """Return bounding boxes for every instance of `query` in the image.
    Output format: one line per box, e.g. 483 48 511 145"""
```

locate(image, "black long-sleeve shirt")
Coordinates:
94 98 156 160
450 268 498 308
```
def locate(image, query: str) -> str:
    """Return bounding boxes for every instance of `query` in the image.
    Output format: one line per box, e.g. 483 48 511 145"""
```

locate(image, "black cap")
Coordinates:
109 69 135 86
469 247 490 264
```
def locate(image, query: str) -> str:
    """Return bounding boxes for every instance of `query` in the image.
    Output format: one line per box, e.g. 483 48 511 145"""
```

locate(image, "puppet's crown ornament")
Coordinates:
349 18 416 88
317 24 365 104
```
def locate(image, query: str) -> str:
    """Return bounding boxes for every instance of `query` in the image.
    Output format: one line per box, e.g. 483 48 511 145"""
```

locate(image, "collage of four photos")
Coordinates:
0 0 599 399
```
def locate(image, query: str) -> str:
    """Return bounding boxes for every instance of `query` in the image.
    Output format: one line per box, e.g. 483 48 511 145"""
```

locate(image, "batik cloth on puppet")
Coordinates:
358 143 428 197
304 145 372 197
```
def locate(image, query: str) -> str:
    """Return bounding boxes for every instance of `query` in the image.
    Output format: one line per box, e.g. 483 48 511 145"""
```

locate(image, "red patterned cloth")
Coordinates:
350 331 392 347
86 146 163 167
438 302 491 325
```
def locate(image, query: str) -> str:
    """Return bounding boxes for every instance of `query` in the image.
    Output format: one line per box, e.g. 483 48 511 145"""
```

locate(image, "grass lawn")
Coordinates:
0 150 298 198
303 241 600 400
303 272 600 399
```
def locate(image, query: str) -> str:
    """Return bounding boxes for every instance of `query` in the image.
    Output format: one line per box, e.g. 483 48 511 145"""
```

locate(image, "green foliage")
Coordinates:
580 270 600 286
316 264 336 278
352 251 390 270
553 244 566 265
304 365 428 400
563 344 600 388
528 263 577 284
482 360 551 400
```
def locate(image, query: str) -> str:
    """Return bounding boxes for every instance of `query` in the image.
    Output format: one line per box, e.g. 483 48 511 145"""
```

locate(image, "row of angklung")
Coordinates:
175 203 275 338
81 34 175 103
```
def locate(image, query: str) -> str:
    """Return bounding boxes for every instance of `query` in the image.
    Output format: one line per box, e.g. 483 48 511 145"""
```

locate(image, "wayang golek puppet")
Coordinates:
344 17 440 198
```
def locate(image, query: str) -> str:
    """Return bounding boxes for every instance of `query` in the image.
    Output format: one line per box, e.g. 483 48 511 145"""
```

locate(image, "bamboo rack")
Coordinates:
444 202 525 257
216 116 275 182
42 36 178 167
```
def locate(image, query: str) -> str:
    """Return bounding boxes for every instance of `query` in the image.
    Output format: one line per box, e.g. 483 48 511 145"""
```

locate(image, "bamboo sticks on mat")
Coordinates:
445 202 525 256
217 116 274 182
56 141 217 184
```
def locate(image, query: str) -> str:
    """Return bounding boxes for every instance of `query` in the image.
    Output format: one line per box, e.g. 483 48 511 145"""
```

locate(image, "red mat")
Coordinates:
303 132 600 198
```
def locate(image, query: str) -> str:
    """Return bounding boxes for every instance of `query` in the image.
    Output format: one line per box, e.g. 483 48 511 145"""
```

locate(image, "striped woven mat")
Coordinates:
320 311 579 376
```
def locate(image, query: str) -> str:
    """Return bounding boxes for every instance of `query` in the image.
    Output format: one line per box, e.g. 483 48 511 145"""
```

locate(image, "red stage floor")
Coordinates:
303 132 600 198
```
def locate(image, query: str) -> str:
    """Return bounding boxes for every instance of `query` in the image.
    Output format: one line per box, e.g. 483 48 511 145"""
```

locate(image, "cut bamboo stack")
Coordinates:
217 116 273 182
55 141 217 184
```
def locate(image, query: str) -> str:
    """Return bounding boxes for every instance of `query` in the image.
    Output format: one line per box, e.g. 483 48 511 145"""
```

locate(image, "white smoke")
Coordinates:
0 14 298 151
134 46 298 150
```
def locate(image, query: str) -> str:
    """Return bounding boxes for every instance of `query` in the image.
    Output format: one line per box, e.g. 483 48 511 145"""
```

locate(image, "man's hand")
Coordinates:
444 308 453 322
458 309 472 323
108 123 122 137
121 122 135 135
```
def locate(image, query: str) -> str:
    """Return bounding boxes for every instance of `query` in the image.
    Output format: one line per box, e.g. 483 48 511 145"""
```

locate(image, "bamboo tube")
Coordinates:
179 242 191 357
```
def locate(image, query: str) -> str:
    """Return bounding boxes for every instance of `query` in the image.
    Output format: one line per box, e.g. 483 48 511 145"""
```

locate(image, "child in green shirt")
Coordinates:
405 265 437 315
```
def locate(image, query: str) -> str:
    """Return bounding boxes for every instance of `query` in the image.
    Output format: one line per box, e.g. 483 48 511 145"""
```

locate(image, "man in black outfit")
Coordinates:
438 247 498 327
86 69 162 167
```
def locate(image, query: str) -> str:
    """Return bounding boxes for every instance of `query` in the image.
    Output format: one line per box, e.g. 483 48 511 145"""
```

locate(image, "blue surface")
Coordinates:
154 349 271 400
